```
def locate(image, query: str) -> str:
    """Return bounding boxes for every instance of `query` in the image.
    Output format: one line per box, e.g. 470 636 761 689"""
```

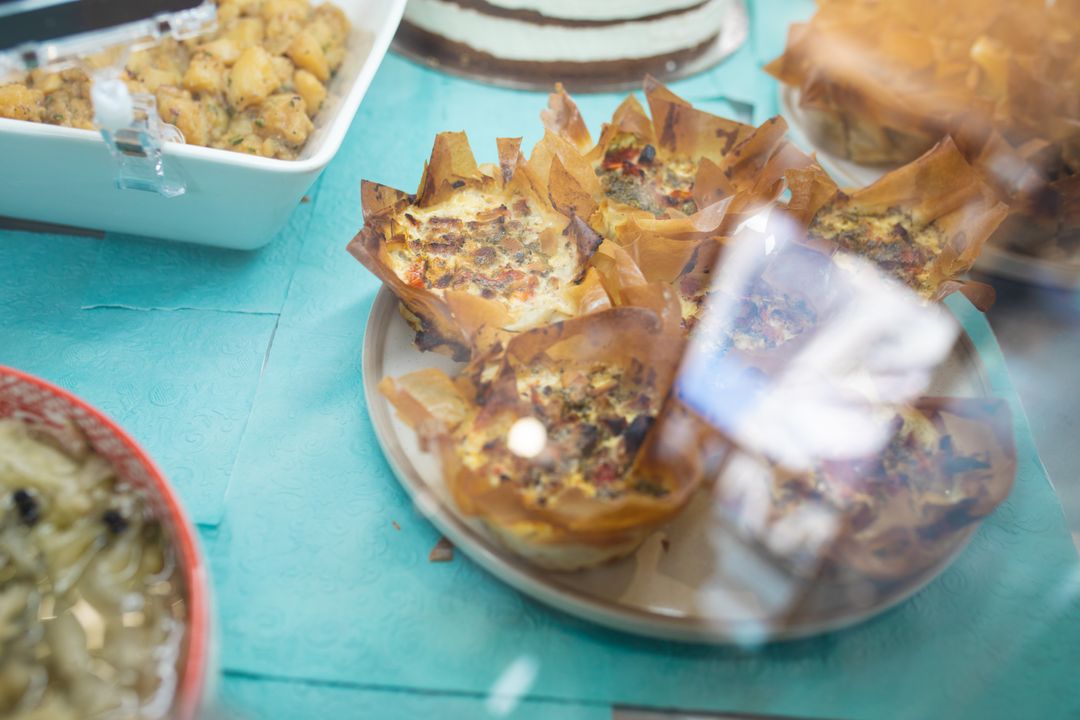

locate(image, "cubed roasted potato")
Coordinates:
41 90 93 128
156 86 212 146
222 17 265 51
286 29 329 82
198 38 241 65
215 2 242 26
0 84 44 122
183 52 226 95
310 5 351 70
28 70 63 94
126 42 187 92
219 0 262 14
127 60 185 93
314 4 350 44
271 56 296 88
200 95 232 141
262 0 308 48
254 92 313 146
217 113 260 153
293 69 326 116
227 46 280 111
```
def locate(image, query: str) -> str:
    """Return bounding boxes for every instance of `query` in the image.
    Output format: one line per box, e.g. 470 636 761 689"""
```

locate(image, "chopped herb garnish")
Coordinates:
230 136 243 145
254 118 265 127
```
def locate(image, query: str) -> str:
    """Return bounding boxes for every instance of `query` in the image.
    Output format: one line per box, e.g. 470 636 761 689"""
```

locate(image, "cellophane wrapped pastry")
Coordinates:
354 78 1018 582
767 0 1079 261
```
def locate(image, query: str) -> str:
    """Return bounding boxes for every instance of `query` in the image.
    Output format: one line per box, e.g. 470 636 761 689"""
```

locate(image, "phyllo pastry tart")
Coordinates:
801 138 1007 309
380 300 705 570
717 397 1016 581
543 78 815 240
349 131 605 360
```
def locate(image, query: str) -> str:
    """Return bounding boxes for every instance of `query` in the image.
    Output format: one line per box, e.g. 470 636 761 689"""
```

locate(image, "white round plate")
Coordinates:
362 287 991 644
779 86 1080 290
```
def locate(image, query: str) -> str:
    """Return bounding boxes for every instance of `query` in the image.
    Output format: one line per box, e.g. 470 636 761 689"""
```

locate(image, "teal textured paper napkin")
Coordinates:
1 231 103 319
219 674 607 720
0 306 275 525
207 291 1080 719
79 183 321 314
4 9 1079 716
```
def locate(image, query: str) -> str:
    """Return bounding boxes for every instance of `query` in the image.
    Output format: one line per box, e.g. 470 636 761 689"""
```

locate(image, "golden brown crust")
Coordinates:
545 80 794 240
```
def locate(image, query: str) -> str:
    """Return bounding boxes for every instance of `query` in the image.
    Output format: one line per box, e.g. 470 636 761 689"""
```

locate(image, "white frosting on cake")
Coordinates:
484 0 706 22
404 0 728 63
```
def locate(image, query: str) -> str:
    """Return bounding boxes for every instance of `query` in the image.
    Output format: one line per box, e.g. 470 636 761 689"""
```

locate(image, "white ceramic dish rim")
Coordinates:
0 0 406 176
361 286 984 644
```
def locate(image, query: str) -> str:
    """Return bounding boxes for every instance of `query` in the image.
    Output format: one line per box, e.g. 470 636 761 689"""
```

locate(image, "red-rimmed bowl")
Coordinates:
0 366 211 720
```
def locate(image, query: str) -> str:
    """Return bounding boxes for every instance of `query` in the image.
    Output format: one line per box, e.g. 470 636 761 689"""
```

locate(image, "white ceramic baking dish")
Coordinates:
0 0 405 250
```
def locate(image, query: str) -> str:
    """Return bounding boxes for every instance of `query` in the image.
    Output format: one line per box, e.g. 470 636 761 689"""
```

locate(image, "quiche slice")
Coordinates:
803 137 1007 309
380 304 702 571
349 132 604 361
717 397 1016 581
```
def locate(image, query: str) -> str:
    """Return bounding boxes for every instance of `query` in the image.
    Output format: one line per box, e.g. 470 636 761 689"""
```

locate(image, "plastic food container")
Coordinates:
0 0 405 250
0 366 212 719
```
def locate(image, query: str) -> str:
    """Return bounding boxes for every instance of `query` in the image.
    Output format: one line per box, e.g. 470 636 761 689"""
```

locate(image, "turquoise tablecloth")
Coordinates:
3 2 1080 718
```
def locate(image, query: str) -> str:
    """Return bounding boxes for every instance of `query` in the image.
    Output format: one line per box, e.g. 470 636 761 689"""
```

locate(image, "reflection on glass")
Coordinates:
679 213 959 470
369 71 1029 642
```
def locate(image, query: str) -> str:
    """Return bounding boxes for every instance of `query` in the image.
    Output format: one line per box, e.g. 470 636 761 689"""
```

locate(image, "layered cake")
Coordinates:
397 0 737 89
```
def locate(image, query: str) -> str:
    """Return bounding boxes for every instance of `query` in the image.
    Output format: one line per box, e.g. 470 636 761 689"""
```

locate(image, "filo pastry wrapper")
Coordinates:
711 397 1016 582
797 137 1007 310
766 0 1080 165
543 78 813 243
349 131 605 361
767 0 1079 259
380 300 709 571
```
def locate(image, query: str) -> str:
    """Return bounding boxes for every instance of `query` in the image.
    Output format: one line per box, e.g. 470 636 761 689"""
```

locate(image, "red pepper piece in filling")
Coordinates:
593 462 617 487
404 261 426 288
602 146 646 177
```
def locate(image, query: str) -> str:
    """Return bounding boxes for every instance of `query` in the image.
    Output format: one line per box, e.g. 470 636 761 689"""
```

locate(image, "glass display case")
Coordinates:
1 1 1077 718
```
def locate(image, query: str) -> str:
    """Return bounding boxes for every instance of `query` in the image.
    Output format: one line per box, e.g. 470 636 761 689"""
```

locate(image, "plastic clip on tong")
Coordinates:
90 61 187 198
